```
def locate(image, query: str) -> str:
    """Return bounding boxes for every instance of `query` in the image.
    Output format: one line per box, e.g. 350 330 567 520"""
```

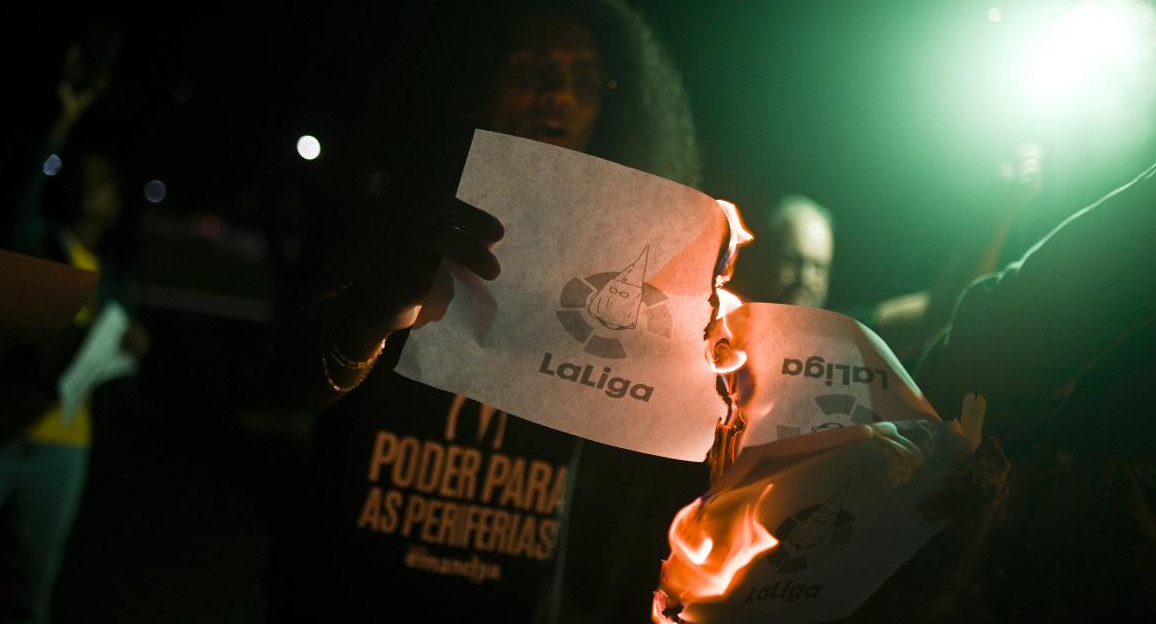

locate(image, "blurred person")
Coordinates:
260 1 704 622
733 194 834 308
836 158 1156 623
0 22 148 624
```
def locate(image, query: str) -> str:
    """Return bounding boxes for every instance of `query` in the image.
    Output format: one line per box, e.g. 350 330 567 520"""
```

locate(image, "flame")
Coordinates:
654 485 780 622
710 289 748 374
708 198 753 376
714 199 753 290
709 335 747 375
684 536 714 566
653 593 671 624
715 288 744 320
705 198 753 479
651 198 771 623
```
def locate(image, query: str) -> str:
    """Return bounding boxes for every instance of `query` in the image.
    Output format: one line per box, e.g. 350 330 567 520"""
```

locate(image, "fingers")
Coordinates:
344 270 434 332
339 221 499 332
61 43 82 74
370 195 503 281
959 393 986 454
420 224 501 280
364 222 499 282
390 193 504 245
435 197 505 245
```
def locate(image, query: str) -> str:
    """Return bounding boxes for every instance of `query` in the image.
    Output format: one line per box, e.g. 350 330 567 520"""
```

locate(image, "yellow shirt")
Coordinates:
24 235 100 447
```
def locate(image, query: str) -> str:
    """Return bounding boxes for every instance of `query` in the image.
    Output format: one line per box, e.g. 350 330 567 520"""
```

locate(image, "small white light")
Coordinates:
297 135 322 161
143 179 167 203
988 8 1003 22
43 154 62 176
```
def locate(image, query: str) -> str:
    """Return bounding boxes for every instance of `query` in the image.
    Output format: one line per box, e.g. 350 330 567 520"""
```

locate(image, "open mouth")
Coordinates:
533 123 567 139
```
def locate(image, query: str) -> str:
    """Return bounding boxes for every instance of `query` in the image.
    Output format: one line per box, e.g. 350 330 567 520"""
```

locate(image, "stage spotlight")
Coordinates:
951 0 1156 161
1029 1 1139 99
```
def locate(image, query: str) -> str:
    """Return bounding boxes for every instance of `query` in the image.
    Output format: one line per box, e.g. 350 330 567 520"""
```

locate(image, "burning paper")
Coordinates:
655 414 981 624
395 130 729 461
719 303 938 449
654 302 983 623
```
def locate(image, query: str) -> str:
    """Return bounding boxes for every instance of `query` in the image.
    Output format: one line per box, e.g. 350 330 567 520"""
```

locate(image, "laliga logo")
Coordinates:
555 245 672 359
745 482 854 605
764 480 855 574
776 394 881 440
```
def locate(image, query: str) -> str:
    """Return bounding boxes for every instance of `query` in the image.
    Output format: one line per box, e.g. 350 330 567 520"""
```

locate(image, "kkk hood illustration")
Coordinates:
587 245 649 330
787 479 851 551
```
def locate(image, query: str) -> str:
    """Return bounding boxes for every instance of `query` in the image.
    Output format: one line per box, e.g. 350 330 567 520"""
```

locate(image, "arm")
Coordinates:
917 161 1156 425
871 156 1040 364
7 39 113 252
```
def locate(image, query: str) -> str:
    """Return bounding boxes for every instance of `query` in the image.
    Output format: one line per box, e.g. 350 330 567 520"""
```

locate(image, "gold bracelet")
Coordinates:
323 339 384 371
319 300 387 392
321 348 365 392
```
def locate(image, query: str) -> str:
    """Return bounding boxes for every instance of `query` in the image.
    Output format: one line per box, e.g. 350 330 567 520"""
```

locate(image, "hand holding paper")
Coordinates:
396 130 730 461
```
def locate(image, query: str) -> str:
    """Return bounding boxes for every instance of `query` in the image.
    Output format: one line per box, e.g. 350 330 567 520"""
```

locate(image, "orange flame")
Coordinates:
714 199 754 291
651 198 770 623
710 289 748 374
654 485 780 622
708 199 753 376
715 288 745 319
709 332 747 375
706 198 753 471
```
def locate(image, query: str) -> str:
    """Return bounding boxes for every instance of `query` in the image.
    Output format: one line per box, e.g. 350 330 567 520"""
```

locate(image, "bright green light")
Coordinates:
942 0 1156 168
1028 0 1145 103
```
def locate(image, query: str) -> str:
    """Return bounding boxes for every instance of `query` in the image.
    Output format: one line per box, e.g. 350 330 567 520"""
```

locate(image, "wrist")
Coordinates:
319 296 389 393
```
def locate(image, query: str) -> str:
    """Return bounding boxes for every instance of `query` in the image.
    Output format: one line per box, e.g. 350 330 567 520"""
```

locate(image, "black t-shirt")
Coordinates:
266 354 580 623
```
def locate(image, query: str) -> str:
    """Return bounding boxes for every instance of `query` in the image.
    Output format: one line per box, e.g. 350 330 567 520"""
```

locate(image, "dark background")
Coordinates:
12 0 1155 306
5 0 1155 621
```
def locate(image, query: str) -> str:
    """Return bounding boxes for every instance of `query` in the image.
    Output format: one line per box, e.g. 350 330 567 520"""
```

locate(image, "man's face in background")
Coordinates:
762 206 833 308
